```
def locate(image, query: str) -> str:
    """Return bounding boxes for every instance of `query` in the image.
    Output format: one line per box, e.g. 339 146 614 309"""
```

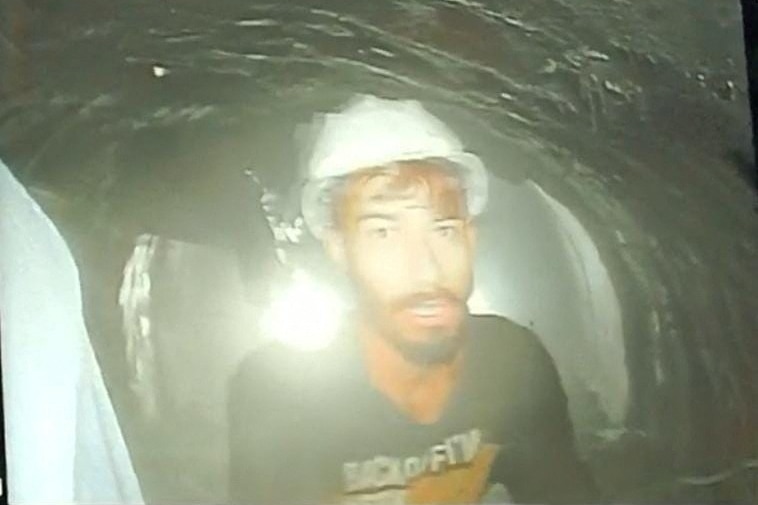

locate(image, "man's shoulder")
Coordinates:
230 337 352 400
468 314 546 353
467 314 558 378
234 340 304 376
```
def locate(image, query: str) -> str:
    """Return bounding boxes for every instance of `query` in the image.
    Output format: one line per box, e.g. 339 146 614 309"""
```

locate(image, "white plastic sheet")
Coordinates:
0 158 143 504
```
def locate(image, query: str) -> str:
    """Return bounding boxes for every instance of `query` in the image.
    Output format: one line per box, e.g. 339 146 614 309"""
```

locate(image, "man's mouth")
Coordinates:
409 299 446 317
405 298 458 326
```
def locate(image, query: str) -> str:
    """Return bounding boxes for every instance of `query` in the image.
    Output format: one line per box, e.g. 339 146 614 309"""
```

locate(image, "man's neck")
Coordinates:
357 319 464 425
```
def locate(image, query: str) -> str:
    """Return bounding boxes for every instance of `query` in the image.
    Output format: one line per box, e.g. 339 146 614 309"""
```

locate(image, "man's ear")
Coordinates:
323 228 347 269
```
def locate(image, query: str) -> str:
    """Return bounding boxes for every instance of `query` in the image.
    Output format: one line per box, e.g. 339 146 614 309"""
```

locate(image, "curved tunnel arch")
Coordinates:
468 174 627 436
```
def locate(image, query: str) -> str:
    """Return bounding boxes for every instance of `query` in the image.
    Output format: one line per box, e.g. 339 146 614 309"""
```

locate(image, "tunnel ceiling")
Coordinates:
0 1 752 203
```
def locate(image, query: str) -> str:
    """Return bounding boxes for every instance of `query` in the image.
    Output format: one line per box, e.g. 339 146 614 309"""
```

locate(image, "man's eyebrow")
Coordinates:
403 204 429 211
434 216 465 222
356 212 397 223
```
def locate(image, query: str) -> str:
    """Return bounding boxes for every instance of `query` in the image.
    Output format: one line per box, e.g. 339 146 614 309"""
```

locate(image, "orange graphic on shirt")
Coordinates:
405 444 499 505
338 443 500 505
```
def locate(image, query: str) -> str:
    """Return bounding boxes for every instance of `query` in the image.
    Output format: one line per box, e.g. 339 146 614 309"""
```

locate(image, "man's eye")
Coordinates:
369 227 392 239
435 224 458 238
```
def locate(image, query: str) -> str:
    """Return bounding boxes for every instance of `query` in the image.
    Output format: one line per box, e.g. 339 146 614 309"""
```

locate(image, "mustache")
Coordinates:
390 289 462 312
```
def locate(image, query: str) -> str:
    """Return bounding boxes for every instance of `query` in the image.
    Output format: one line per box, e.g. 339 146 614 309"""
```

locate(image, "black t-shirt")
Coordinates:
228 314 599 504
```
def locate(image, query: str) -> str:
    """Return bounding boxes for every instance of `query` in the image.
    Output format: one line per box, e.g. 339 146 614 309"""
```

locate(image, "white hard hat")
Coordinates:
300 94 489 239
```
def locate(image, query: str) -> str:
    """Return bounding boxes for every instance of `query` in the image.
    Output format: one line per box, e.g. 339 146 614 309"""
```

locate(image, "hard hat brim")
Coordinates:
301 152 489 239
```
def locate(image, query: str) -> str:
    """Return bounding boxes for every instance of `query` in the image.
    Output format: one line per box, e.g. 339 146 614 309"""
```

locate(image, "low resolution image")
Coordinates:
1 1 757 505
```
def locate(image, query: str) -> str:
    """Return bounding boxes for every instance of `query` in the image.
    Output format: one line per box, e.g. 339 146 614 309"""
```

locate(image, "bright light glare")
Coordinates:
259 269 346 351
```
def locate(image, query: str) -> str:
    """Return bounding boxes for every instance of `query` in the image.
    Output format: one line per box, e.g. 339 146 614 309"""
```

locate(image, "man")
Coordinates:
228 95 599 504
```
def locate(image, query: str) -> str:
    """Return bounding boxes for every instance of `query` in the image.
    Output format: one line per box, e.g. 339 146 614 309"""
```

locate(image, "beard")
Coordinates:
384 327 464 366
359 287 468 366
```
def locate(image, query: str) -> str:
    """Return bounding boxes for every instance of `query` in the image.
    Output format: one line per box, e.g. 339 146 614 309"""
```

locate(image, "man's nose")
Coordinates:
406 236 441 286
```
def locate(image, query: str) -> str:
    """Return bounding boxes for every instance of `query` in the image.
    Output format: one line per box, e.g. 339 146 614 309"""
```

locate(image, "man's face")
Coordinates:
327 161 477 365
